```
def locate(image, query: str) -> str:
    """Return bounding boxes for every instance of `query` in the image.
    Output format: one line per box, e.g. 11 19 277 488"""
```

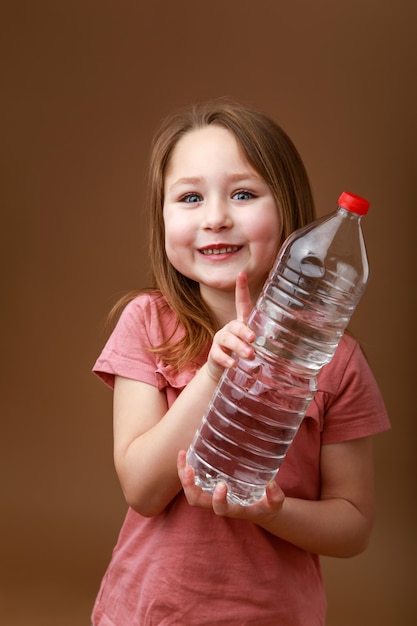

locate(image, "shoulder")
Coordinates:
118 291 180 341
315 332 390 442
93 291 184 390
330 332 359 364
318 333 363 393
121 291 170 320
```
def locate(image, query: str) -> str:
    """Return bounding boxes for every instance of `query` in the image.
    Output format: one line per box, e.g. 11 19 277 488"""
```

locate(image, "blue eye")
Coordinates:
233 190 253 200
181 193 202 203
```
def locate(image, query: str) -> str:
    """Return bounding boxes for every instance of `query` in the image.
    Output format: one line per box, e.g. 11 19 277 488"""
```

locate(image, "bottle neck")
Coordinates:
337 206 363 223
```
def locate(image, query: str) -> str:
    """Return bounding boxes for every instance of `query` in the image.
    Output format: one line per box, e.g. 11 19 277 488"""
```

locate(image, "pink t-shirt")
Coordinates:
92 292 390 626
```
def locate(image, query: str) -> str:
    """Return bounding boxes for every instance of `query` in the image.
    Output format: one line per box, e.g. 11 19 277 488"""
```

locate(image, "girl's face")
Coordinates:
163 125 281 303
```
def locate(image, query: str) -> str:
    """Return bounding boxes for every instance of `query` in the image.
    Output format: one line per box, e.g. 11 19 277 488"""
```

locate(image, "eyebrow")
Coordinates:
168 172 262 190
169 176 202 188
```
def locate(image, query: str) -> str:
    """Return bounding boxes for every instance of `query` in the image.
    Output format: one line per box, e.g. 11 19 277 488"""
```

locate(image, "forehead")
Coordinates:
165 125 252 177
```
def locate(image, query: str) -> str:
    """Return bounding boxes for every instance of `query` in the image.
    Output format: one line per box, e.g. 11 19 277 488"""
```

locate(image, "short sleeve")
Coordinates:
92 293 202 392
312 334 390 444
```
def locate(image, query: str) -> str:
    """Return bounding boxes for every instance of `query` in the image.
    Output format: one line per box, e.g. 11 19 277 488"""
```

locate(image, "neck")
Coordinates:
200 284 255 327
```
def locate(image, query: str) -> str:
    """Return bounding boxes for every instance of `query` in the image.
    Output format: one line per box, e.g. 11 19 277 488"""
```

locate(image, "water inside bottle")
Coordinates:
187 354 316 505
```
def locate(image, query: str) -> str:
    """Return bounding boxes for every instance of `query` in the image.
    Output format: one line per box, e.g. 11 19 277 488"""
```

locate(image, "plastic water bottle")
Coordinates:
186 191 370 505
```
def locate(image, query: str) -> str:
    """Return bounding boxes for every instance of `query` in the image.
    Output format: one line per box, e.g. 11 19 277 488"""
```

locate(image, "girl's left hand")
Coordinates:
177 450 285 521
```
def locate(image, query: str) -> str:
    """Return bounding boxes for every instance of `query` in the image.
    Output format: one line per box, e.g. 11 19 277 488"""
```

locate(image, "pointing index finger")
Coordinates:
235 272 253 323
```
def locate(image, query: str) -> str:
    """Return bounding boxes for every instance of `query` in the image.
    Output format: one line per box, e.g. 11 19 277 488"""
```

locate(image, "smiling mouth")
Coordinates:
200 246 241 255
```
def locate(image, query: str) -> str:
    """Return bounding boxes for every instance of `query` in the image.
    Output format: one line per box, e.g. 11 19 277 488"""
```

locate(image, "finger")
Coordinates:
177 450 202 491
265 480 285 509
211 481 231 516
177 450 214 509
177 450 193 486
211 331 253 363
235 272 253 323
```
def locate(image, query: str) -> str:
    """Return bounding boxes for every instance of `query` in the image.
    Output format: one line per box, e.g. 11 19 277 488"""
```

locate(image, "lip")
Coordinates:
198 244 243 256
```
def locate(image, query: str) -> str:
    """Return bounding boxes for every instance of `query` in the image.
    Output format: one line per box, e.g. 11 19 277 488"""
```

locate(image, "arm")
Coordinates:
258 436 376 556
178 435 376 558
113 273 254 517
113 365 218 517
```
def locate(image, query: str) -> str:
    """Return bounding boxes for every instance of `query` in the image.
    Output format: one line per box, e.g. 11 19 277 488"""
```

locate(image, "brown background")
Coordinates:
1 1 416 624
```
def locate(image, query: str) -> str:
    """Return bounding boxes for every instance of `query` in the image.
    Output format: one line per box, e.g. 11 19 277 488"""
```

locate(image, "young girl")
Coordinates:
92 99 390 625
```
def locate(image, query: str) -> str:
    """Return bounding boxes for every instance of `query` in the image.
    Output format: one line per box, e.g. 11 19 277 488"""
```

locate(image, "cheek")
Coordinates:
249 214 281 248
249 216 281 267
165 219 187 245
164 217 193 265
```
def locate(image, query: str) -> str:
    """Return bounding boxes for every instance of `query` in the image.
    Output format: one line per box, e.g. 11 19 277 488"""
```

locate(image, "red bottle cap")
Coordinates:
338 191 370 215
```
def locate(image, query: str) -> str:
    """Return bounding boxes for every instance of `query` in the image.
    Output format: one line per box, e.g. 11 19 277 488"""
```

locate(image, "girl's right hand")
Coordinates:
206 272 256 382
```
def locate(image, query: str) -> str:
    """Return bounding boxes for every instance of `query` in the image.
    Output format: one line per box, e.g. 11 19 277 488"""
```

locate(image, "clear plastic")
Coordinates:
187 192 370 505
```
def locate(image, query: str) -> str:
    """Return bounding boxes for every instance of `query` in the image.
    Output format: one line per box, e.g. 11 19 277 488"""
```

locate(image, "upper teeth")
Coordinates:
202 247 239 255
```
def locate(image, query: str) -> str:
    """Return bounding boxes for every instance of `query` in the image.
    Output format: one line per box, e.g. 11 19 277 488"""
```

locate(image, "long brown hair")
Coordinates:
112 98 316 369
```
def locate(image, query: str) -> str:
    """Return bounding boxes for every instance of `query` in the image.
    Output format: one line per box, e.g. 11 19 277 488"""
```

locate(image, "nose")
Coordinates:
202 196 233 231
